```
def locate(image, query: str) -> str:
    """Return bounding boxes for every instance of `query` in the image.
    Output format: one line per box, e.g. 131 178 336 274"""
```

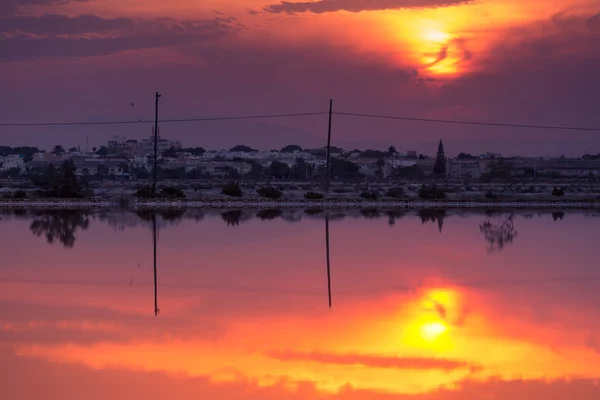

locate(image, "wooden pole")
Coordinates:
326 214 332 308
151 92 161 198
325 99 333 193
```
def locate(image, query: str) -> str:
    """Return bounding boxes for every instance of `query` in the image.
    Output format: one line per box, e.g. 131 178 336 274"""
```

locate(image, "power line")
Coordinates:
1 109 599 132
0 111 327 128
334 111 600 132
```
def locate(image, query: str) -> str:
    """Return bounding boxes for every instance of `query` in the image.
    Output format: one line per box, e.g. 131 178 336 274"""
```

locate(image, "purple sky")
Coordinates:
0 0 599 156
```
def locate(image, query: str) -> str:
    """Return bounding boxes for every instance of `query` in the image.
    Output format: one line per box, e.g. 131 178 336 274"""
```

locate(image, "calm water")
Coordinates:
2 208 600 399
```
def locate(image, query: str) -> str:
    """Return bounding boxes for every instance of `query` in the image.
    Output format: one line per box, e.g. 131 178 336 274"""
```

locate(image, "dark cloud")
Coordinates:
0 0 89 17
269 350 480 371
0 14 134 35
0 15 238 59
263 0 474 14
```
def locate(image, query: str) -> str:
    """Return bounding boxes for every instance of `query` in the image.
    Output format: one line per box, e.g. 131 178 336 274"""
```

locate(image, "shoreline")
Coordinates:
1 199 599 210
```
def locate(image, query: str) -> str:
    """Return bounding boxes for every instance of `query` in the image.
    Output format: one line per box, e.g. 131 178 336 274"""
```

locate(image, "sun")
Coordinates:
420 321 448 342
421 28 451 44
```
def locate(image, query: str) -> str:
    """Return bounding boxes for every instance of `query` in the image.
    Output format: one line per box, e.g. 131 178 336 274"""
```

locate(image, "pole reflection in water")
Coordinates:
326 213 332 308
152 212 159 316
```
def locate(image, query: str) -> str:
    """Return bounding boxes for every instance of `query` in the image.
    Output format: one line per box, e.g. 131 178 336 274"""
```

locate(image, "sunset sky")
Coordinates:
1 0 599 155
2 211 600 399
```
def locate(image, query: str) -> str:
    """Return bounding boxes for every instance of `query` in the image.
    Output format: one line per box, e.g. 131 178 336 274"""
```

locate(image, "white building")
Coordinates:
0 154 26 173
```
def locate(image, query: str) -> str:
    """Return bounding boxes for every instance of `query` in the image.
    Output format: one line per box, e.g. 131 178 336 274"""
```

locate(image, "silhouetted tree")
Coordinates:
457 152 477 160
229 145 257 153
388 145 397 154
291 158 313 179
269 160 290 179
51 145 65 155
433 140 446 176
281 145 303 153
30 161 84 198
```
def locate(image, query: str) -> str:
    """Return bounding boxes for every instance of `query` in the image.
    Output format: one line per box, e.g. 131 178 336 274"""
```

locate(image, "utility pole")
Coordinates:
325 99 333 193
151 92 161 198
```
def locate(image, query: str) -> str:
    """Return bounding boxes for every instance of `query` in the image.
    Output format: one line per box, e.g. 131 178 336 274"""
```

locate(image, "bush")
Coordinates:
257 186 282 199
333 187 352 194
222 182 243 197
13 190 27 199
135 185 153 198
485 191 499 200
418 185 446 200
304 191 324 200
360 190 378 200
160 186 185 198
386 187 404 198
552 187 565 197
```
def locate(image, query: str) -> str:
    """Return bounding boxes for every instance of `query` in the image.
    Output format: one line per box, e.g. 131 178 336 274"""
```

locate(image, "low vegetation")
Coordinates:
360 190 378 200
221 182 243 197
386 187 404 199
418 185 446 200
257 186 283 199
304 191 324 200
159 186 185 199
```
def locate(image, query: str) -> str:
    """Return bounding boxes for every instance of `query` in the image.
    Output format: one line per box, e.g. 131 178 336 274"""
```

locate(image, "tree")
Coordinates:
480 157 515 191
162 146 178 158
245 160 264 180
95 146 108 156
395 165 425 180
433 140 446 176
457 152 477 160
329 158 361 179
269 160 290 179
51 145 65 155
229 145 257 153
291 158 313 179
375 158 386 179
181 147 206 156
68 147 78 153
281 144 303 153
361 149 388 159
30 161 84 198
96 164 109 177
388 146 397 154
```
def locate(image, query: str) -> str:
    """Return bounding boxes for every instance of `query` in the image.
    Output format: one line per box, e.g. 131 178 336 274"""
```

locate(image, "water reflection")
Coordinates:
0 208 576 254
479 214 518 253
29 210 90 248
2 209 600 399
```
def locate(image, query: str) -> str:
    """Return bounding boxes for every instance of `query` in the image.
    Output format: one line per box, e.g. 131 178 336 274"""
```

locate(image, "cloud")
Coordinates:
0 15 239 59
0 0 90 17
268 350 480 371
263 0 474 14
0 14 134 35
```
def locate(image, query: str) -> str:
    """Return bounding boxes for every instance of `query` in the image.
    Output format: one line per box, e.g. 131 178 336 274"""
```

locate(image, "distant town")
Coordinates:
1 131 600 182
